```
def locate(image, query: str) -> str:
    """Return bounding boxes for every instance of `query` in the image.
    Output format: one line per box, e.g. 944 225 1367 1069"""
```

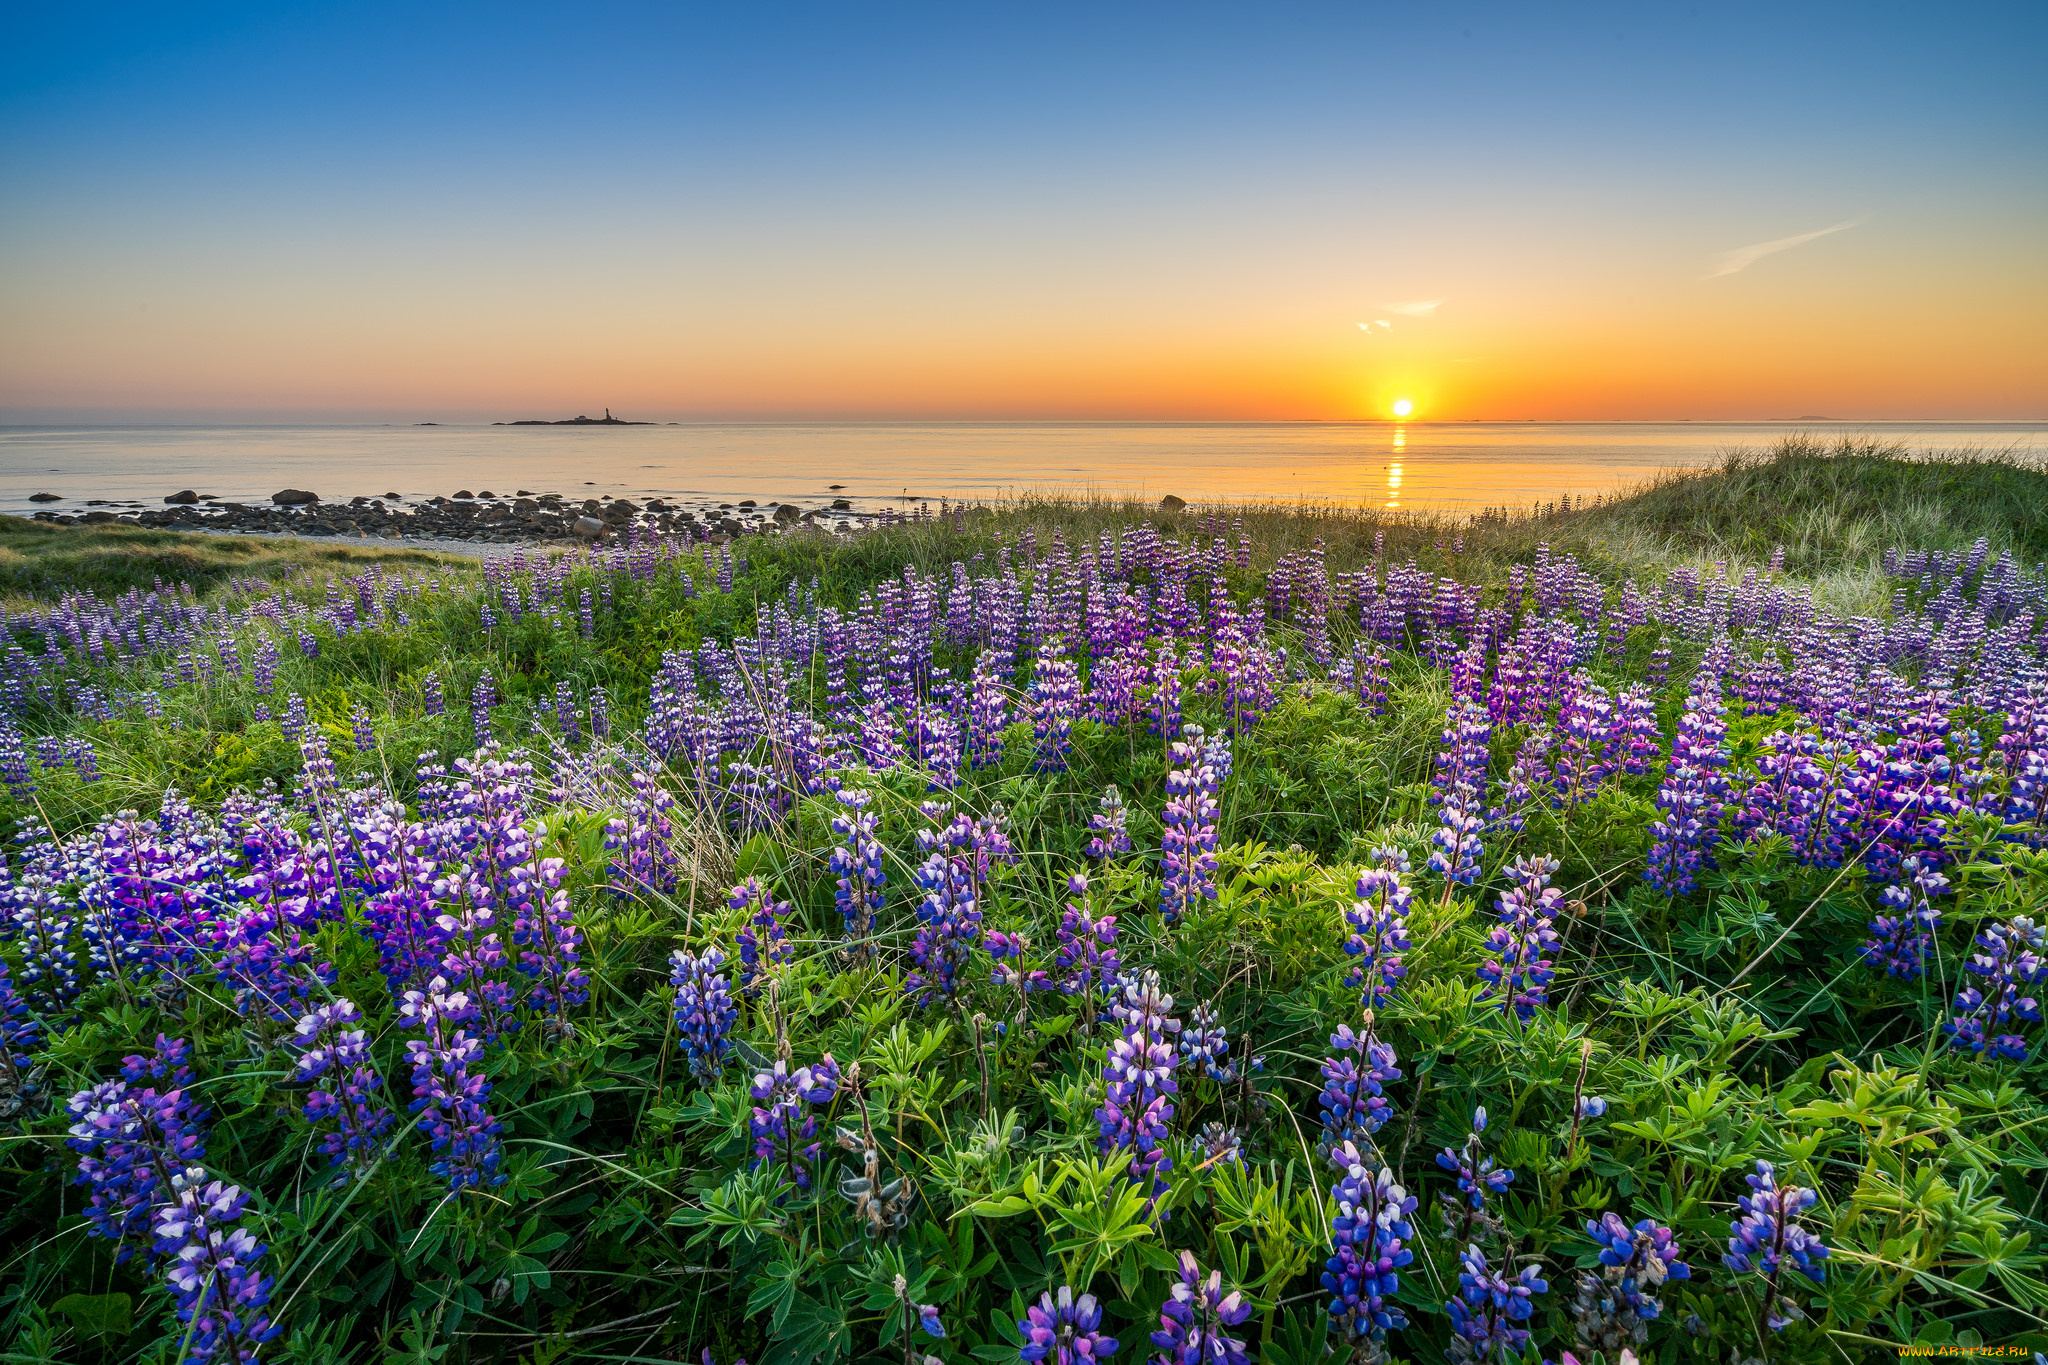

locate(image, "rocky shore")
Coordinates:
19 486 875 544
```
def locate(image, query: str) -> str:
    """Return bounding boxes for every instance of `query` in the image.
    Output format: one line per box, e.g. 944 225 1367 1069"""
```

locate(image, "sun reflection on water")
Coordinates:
1386 424 1406 507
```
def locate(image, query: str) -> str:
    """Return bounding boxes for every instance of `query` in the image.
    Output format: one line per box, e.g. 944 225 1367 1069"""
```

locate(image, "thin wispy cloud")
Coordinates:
1708 218 1864 278
1384 299 1444 316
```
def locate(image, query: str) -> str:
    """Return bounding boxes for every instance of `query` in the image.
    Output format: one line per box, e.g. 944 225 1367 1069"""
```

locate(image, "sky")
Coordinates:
2 1 2043 422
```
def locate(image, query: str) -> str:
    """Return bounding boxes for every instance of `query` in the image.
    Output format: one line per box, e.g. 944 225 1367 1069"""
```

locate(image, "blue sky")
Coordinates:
3 1 2042 419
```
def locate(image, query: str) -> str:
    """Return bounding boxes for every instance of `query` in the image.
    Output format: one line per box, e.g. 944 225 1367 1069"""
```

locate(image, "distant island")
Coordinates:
493 407 651 426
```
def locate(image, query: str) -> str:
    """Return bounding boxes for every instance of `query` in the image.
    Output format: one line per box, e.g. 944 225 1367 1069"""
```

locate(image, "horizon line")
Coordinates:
3 414 2046 428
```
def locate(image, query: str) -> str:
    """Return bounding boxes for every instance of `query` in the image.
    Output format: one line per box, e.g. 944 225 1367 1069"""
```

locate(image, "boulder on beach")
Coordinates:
272 489 320 506
478 490 496 499
164 490 200 505
454 490 475 500
774 503 801 523
1159 494 1187 512
29 492 60 502
572 515 607 540
830 498 852 510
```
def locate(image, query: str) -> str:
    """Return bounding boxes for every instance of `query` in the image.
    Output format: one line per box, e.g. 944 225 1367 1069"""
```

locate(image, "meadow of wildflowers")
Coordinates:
1 446 2046 1364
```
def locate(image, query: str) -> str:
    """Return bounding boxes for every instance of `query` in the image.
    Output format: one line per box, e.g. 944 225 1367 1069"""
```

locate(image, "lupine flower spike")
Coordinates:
1151 1250 1254 1365
1017 1285 1118 1364
1723 1159 1828 1332
1575 1212 1690 1350
1322 1140 1416 1356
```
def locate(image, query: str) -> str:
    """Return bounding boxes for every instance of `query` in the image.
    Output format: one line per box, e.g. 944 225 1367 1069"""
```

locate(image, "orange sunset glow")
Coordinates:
3 5 2042 426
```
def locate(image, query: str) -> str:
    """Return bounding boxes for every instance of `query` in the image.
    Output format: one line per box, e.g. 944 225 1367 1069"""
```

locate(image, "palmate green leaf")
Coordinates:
1954 1228 2048 1308
763 1287 853 1365
670 1166 789 1246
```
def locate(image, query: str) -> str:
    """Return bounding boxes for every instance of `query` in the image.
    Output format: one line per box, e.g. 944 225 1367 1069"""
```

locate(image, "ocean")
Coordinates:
2 421 2040 519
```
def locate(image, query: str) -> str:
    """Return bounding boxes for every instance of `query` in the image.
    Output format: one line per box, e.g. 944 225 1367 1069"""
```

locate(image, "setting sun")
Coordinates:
1391 398 1414 418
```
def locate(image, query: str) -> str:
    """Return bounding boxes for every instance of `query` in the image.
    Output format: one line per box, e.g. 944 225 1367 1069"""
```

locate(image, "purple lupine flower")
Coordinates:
1318 1023 1401 1153
590 687 609 739
1615 683 1661 775
65 1036 208 1259
1193 1120 1245 1172
471 671 498 750
1086 785 1131 860
0 960 41 1089
906 852 982 1008
1944 917 2044 1061
1436 1107 1514 1244
298 631 319 660
748 1055 841 1193
399 978 505 1192
423 671 444 716
985 925 1036 994
506 851 587 1018
152 1171 281 1361
1098 968 1181 1217
1322 1141 1417 1352
1338 637 1389 715
1429 700 1490 888
280 693 308 743
968 647 1010 769
1161 725 1224 925
350 703 375 755
1179 1002 1234 1083
1861 854 1947 979
1048 893 1120 1029
1029 638 1080 772
1723 1159 1829 1331
1476 854 1565 1019
253 637 279 694
0 723 33 799
1446 1243 1548 1364
1150 1250 1254 1365
1016 1285 1118 1364
2 844 85 1012
670 946 738 1084
829 788 886 945
286 998 395 1182
578 587 595 637
1151 639 1183 740
555 680 580 742
731 877 794 994
1343 848 1413 1005
67 736 101 783
1575 1212 1690 1350
1646 657 1729 896
605 770 681 898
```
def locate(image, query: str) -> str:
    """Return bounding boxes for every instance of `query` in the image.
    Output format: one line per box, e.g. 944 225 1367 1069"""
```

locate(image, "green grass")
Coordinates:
1567 435 2048 568
0 517 478 604
7 437 2040 608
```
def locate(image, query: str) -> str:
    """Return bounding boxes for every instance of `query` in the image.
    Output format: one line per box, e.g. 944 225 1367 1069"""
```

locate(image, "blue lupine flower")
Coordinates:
1723 1159 1828 1331
670 946 739 1084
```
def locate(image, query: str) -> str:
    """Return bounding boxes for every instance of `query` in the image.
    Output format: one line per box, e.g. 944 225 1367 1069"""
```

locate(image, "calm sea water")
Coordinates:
1 421 2040 519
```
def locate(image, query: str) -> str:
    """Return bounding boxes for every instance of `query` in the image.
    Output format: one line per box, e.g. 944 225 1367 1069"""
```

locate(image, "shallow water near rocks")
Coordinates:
2 420 2039 518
